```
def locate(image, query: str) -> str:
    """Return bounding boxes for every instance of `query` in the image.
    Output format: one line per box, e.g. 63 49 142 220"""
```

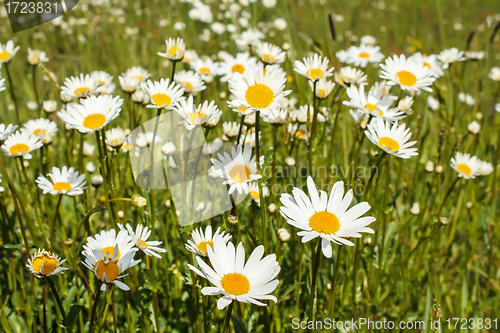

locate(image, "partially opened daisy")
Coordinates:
23 118 58 143
141 78 184 109
190 57 218 82
279 176 376 258
409 53 444 78
217 52 258 82
450 152 482 179
174 70 206 96
0 40 20 64
235 28 265 50
227 64 291 116
185 225 232 257
1 129 43 159
158 37 185 61
105 127 126 149
365 119 418 159
119 67 151 93
246 182 269 205
255 42 286 64
344 44 384 68
188 239 280 309
61 73 96 99
174 96 222 129
380 55 435 92
478 160 494 176
210 144 262 194
294 54 334 81
309 79 336 99
27 49 49 66
119 223 167 258
0 123 18 141
343 85 405 121
334 66 368 87
57 95 123 133
437 47 466 69
91 70 116 95
26 249 68 279
82 229 140 291
36 166 87 196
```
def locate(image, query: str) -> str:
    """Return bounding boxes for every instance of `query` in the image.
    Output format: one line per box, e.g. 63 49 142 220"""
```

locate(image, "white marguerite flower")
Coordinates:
36 166 87 196
309 79 336 99
408 52 444 78
119 67 151 93
119 223 167 258
57 95 123 133
188 239 280 309
437 47 466 69
174 70 206 96
26 249 68 278
190 57 218 82
1 129 43 159
141 78 184 109
379 54 435 92
105 127 127 149
334 66 368 87
185 225 232 257
61 73 96 99
279 176 376 258
210 144 262 194
255 42 286 64
91 70 116 95
294 54 334 81
23 118 58 143
365 119 418 159
158 37 185 61
27 48 49 65
450 152 482 179
489 67 500 81
217 52 258 82
174 95 222 129
343 44 384 68
343 85 405 121
0 40 20 64
0 123 18 141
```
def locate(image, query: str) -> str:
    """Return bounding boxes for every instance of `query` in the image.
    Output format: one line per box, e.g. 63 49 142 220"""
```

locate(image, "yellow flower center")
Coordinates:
229 165 251 183
456 163 472 176
189 112 206 124
231 64 245 74
168 47 181 56
423 62 431 69
33 128 46 136
137 239 148 248
296 129 306 138
359 52 370 58
364 103 383 116
95 260 120 282
32 254 58 275
53 182 72 192
182 82 194 89
102 246 120 260
317 89 326 98
74 87 90 97
220 272 250 295
9 143 30 155
396 70 417 86
238 106 249 113
309 211 340 234
83 114 107 130
131 75 144 82
378 136 400 152
245 84 274 109
250 190 260 200
152 93 172 107
306 68 324 80
0 51 11 61
199 67 211 74
262 54 275 62
196 240 213 255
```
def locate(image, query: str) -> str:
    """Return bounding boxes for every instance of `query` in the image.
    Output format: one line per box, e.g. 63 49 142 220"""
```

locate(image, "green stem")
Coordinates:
95 131 115 225
222 302 234 333
47 277 68 323
50 195 63 250
32 66 40 116
255 111 267 249
89 283 103 333
435 177 460 217
328 245 343 317
308 239 322 324
4 63 20 123
352 239 360 319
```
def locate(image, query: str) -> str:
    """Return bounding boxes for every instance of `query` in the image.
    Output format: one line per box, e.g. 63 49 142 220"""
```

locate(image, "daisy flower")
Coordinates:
217 52 258 82
1 129 43 159
279 176 376 258
23 118 58 143
57 95 123 133
262 108 288 125
409 53 444 78
182 49 198 64
246 181 269 205
26 249 68 278
360 35 377 46
188 239 280 309
105 127 127 149
465 51 485 61
223 121 245 139
437 47 466 69
61 73 96 99
380 55 435 92
309 79 336 100
0 40 20 64
235 28 264 50
36 166 87 196
0 123 18 141
210 144 262 194
185 225 232 257
141 78 184 109
344 44 384 68
334 66 368 87
365 119 418 159
496 103 500 113
82 229 140 291
227 64 291 116
158 37 185 61
294 54 334 81
91 70 116 95
488 67 500 81
119 224 167 258
450 152 482 179
119 67 151 93
238 128 261 148
343 85 404 121
174 95 222 129
174 70 206 96
190 57 218 82
255 42 286 64
478 161 494 176
42 100 58 113
27 48 49 65
288 123 309 140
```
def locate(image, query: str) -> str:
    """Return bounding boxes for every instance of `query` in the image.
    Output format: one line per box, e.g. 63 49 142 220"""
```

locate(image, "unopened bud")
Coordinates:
131 194 147 208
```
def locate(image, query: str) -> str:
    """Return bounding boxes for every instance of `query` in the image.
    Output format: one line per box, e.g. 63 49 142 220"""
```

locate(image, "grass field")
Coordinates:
0 0 499 332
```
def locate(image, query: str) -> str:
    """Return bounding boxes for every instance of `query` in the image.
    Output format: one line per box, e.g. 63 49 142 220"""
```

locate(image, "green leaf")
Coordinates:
62 305 83 327
231 313 247 333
